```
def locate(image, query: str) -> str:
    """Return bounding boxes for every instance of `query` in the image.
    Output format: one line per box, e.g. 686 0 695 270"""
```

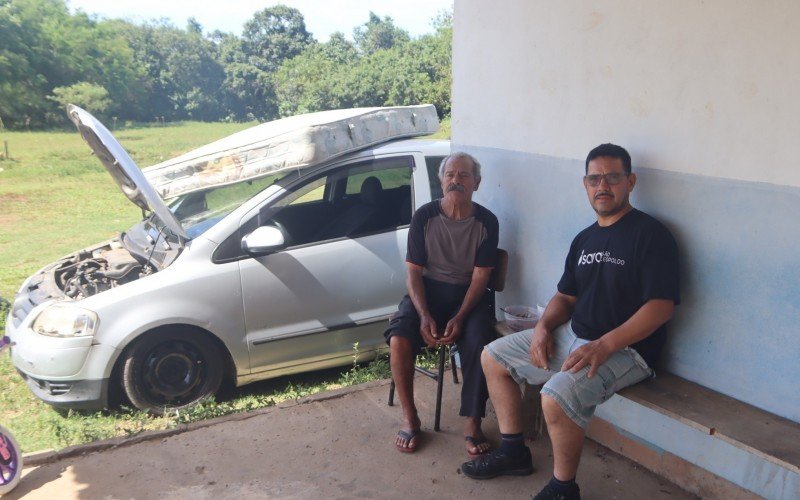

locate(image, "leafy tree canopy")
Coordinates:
49 81 110 115
0 1 451 128
242 4 314 72
352 12 410 55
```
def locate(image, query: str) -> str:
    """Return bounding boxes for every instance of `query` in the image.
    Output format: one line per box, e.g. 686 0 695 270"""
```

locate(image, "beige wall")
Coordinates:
453 0 800 187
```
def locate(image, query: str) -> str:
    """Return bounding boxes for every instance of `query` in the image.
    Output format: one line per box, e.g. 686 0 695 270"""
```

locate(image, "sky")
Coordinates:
66 0 454 41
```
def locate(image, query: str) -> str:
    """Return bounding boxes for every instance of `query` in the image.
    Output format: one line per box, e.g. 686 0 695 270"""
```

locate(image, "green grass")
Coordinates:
433 116 451 140
0 116 450 454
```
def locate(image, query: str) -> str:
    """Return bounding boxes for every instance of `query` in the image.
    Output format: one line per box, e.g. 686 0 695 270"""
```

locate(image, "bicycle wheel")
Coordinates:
0 425 23 494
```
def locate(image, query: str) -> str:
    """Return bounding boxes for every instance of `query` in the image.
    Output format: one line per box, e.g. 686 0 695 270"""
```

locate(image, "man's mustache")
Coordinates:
446 184 466 193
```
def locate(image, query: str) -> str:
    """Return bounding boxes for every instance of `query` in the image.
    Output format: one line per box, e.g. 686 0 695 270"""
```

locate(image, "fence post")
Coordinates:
3 140 8 160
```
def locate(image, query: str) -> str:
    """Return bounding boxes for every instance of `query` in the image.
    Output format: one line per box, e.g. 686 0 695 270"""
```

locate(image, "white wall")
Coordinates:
452 0 800 423
453 0 800 187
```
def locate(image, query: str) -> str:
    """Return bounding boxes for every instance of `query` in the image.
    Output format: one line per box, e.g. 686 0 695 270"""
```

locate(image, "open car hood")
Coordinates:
142 105 439 200
67 105 187 240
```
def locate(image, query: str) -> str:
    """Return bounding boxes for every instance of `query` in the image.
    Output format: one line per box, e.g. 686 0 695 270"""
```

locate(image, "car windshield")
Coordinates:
165 173 289 239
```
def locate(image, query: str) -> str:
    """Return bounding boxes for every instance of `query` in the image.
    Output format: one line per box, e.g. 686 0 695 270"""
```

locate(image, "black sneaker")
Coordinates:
532 481 581 500
460 447 534 479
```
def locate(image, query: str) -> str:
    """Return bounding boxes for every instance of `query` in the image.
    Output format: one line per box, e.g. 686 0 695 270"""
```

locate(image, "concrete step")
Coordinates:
589 373 800 499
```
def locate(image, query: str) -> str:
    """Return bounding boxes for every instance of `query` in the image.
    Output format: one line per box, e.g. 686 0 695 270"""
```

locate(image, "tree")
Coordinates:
228 5 314 121
273 32 358 116
404 11 452 116
0 0 79 127
221 62 275 121
116 19 225 121
0 0 48 127
186 17 202 35
274 10 453 119
0 0 145 127
0 1 453 126
352 12 410 55
242 5 314 72
48 82 111 115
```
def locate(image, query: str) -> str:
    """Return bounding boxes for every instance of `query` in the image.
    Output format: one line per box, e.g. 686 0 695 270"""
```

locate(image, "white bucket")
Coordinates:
500 305 541 332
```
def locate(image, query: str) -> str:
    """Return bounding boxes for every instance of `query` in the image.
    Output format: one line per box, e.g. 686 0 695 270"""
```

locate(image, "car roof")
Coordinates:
366 138 450 156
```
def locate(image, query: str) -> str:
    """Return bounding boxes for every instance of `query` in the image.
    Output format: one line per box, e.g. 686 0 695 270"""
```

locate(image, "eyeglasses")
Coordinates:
583 172 629 187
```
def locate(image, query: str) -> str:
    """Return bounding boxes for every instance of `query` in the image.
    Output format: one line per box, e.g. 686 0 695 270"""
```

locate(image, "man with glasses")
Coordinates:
462 144 680 500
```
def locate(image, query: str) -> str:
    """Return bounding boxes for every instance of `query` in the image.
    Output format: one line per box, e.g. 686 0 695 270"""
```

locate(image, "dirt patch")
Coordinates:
0 194 29 203
0 214 21 229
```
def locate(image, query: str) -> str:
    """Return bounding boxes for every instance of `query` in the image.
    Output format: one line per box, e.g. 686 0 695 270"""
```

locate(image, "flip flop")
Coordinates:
395 429 421 453
465 435 491 458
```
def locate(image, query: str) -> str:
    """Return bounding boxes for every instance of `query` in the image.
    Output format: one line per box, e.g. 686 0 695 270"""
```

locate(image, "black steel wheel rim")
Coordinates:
141 340 207 406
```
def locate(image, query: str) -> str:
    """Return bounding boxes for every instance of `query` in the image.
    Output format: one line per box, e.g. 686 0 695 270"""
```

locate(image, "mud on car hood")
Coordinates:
67 105 188 239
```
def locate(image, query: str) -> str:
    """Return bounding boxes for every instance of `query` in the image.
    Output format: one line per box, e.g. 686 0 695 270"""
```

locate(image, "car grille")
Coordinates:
19 371 73 396
44 381 73 396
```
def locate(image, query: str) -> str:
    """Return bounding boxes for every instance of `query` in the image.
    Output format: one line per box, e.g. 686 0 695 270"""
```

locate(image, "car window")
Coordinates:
345 162 412 193
169 173 284 239
425 155 445 200
285 178 327 206
262 155 415 247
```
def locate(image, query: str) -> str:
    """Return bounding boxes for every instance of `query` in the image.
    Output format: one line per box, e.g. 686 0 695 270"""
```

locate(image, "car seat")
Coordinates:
314 176 385 240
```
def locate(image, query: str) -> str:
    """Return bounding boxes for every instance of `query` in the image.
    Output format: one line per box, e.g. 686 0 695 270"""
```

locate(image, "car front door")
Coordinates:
238 154 419 377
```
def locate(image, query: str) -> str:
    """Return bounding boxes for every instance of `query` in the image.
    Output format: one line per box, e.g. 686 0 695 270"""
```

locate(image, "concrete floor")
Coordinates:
8 376 696 499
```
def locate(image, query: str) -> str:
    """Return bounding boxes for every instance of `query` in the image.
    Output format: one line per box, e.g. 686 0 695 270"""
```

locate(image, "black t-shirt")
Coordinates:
406 200 499 285
557 208 680 366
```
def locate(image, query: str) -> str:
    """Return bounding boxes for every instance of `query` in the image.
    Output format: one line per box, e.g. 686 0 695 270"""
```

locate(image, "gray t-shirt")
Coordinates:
406 200 499 285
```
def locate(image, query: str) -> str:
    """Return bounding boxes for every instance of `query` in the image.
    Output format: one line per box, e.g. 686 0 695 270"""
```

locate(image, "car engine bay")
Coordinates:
55 243 152 299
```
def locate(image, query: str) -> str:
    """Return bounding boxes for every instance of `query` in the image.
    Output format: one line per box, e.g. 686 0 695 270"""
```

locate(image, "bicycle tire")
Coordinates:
0 424 23 494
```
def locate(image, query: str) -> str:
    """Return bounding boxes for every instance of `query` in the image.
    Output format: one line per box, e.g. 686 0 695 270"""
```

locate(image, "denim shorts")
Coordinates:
485 322 653 428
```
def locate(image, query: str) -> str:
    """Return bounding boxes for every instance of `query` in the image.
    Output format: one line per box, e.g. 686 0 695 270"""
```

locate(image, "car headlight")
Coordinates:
32 304 98 338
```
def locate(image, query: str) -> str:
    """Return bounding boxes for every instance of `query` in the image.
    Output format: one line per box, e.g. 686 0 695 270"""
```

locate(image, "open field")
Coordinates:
0 116 449 453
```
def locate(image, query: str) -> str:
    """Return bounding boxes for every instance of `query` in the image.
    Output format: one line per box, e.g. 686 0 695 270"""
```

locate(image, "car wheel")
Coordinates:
122 330 223 415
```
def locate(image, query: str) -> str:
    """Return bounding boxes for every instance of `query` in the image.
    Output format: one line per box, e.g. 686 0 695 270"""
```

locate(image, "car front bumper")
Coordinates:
5 308 114 410
15 370 110 410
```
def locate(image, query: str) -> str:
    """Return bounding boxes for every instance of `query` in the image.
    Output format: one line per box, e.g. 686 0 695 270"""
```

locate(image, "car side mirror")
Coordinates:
241 225 286 255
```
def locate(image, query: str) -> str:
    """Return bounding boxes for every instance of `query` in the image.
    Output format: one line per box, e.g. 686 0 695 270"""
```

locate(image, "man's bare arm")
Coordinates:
561 298 675 377
530 292 577 369
439 266 493 344
405 262 438 346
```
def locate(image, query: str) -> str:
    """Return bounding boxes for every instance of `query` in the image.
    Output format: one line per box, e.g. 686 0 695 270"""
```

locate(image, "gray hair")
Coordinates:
438 152 482 179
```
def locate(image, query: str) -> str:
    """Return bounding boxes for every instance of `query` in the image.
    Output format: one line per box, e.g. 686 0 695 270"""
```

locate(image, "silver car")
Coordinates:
5 105 449 414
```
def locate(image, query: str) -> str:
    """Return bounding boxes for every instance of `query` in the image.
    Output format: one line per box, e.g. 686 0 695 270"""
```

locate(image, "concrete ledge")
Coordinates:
589 374 800 499
589 416 758 499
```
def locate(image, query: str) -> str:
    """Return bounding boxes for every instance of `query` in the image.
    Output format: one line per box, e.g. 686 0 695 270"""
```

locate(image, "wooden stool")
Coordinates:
387 345 457 431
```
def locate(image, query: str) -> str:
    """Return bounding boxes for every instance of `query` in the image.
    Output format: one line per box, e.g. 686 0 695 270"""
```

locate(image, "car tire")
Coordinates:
122 329 223 415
